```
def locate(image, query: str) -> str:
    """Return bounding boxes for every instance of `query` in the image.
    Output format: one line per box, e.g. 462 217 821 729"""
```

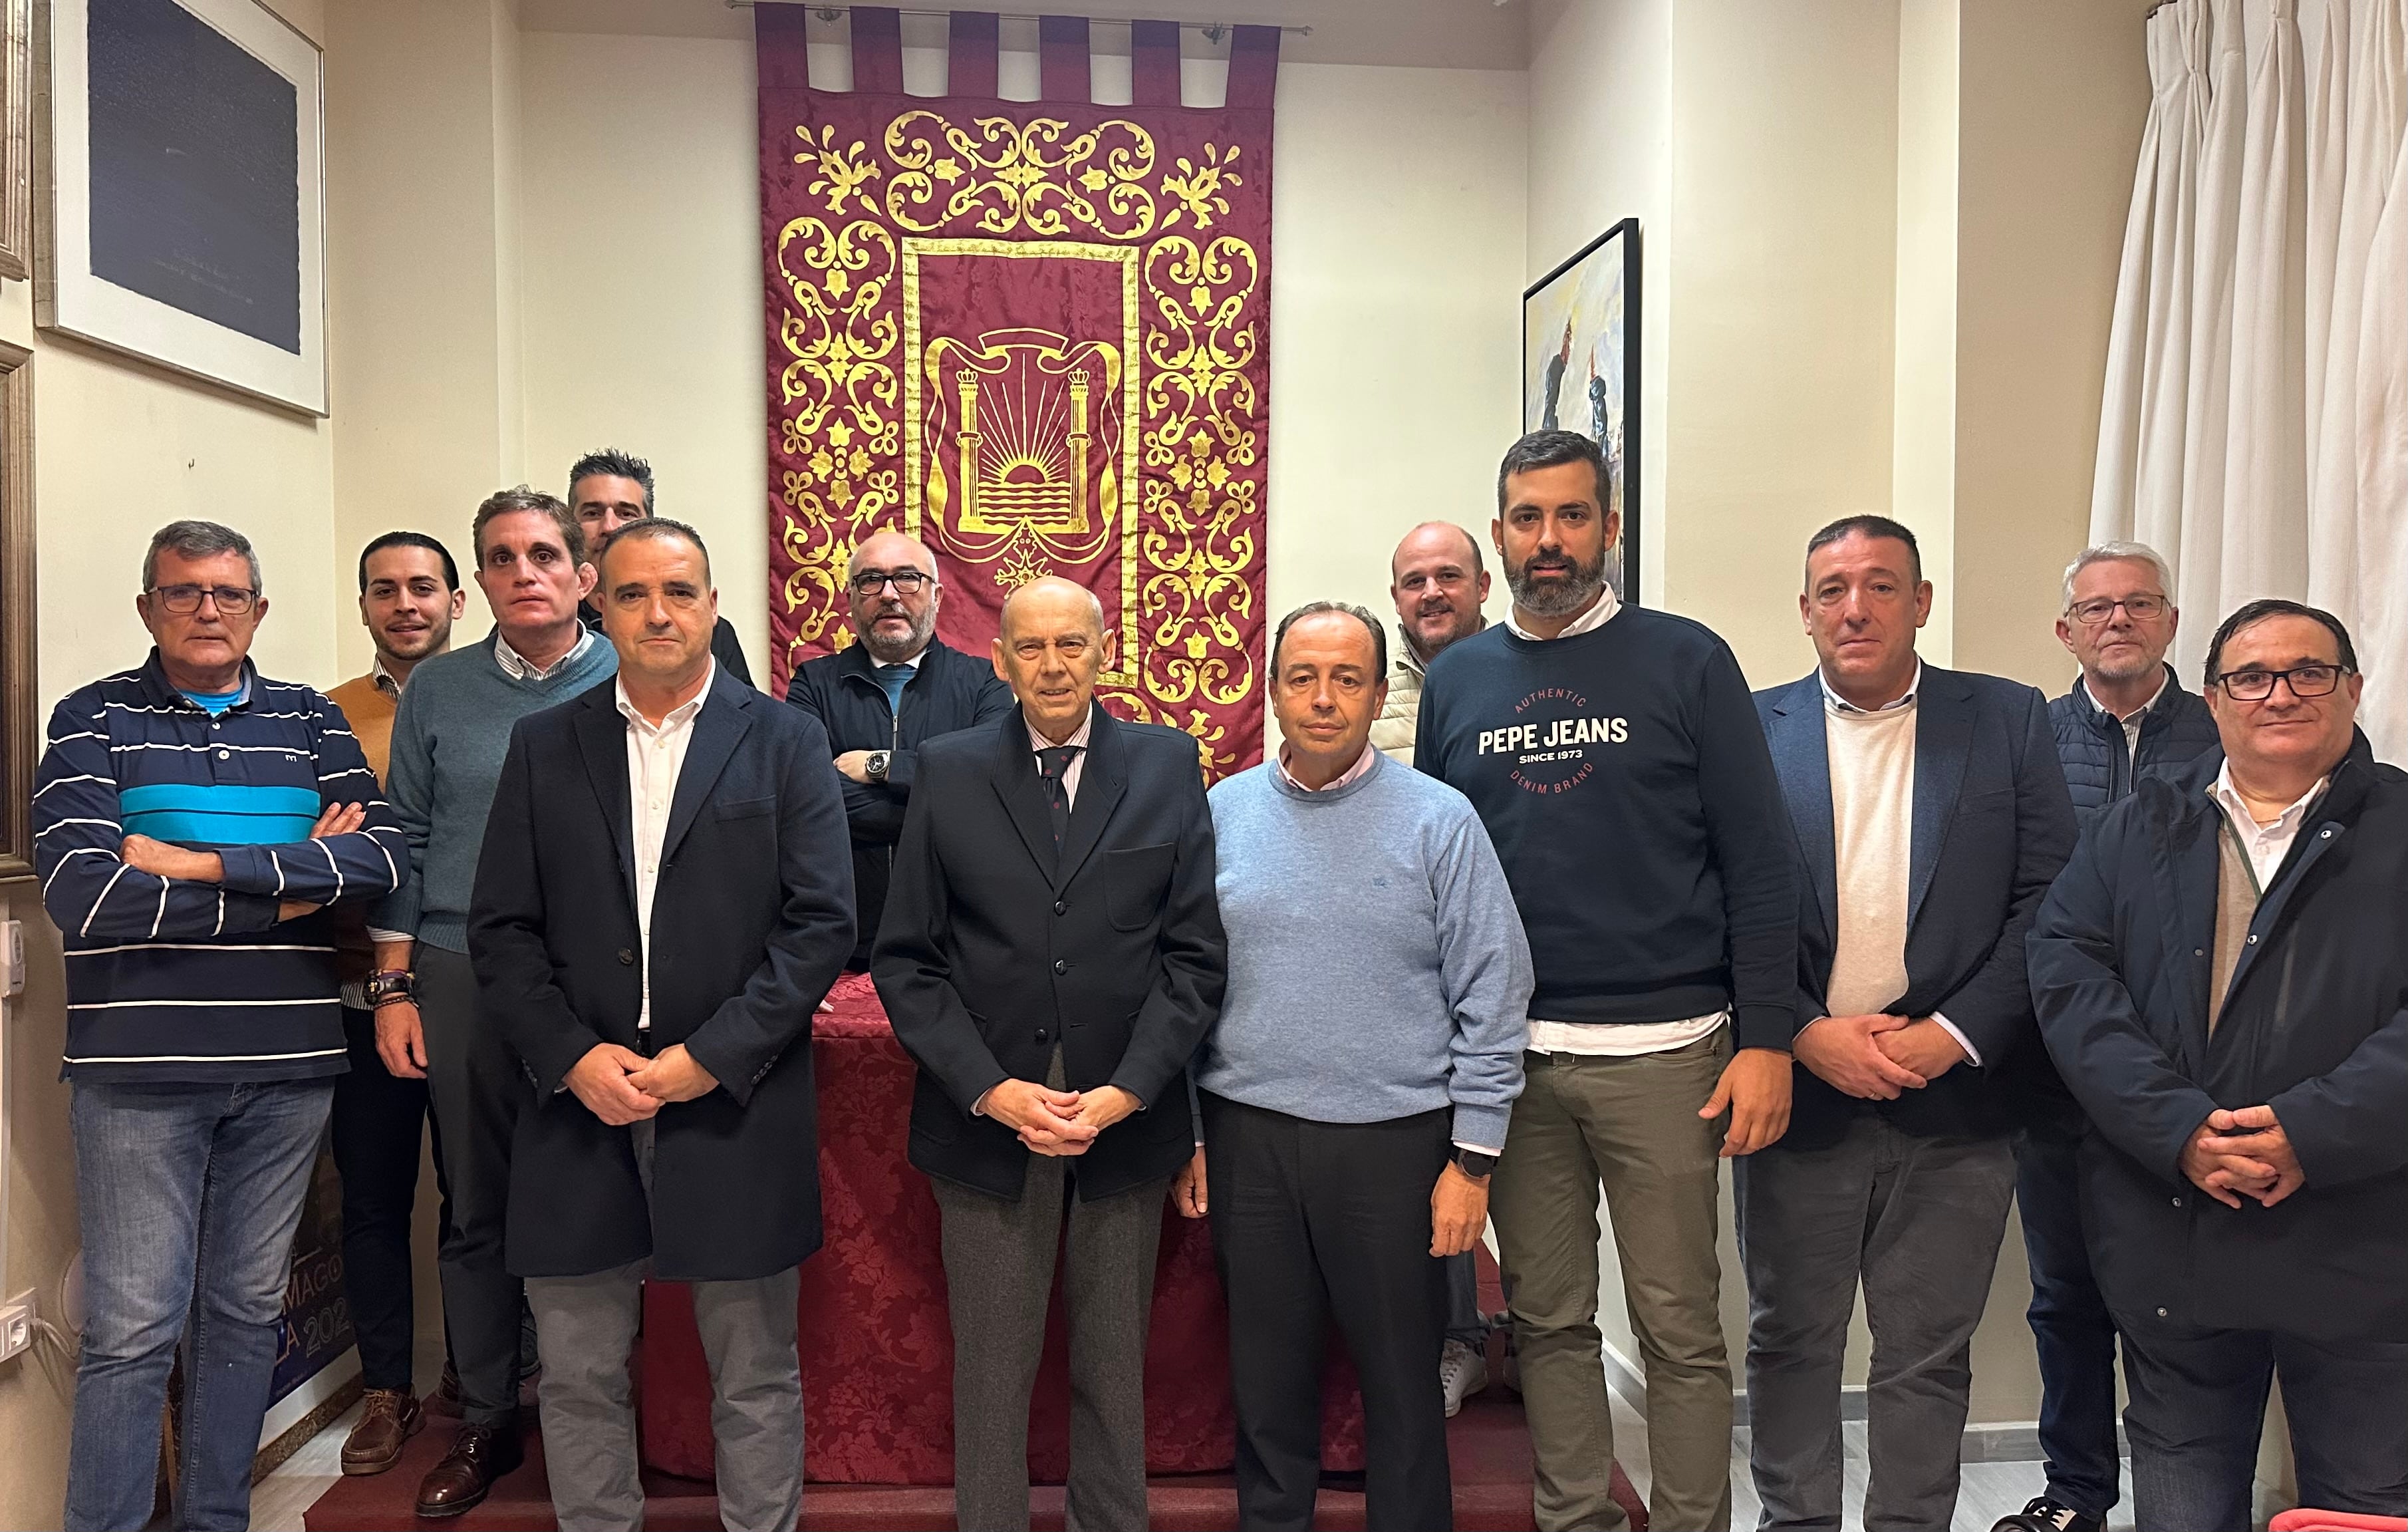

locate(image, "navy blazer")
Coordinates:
469 667 856 1282
2030 745 2408 1340
1754 665 2077 1148
872 704 1227 1203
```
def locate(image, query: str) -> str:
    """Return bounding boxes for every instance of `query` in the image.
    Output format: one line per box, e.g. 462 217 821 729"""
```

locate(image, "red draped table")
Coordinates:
637 973 1366 1484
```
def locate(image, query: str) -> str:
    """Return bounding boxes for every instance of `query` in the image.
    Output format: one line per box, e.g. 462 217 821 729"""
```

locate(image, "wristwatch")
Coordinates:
866 750 892 783
1450 1147 1498 1179
365 969 416 1008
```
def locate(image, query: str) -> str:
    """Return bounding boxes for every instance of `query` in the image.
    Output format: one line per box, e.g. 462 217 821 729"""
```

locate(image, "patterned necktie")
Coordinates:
1035 746 1083 846
873 663 912 718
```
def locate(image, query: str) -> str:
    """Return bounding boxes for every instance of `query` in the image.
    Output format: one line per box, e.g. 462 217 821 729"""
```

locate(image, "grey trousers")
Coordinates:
1735 1114 2016 1532
931 1085 1168 1532
526 1122 805 1532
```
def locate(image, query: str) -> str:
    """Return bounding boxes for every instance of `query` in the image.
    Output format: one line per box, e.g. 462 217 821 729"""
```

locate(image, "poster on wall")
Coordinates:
37 0 327 415
1522 219 1640 602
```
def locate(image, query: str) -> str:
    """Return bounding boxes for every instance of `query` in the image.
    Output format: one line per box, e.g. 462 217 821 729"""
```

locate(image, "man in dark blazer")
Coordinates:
1740 517 2075 1532
873 575 1226 1532
2030 599 2406 1532
470 520 853 1532
786 528 1015 969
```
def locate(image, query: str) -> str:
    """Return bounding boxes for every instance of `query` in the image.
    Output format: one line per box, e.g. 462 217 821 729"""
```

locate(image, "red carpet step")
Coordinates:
303 1379 1647 1531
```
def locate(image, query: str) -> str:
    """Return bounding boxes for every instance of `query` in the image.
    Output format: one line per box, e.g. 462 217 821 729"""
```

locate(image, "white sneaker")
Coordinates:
1440 1338 1489 1418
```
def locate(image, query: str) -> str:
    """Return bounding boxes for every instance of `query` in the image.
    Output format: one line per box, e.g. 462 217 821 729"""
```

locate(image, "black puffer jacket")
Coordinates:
2047 666 2220 827
786 637 1016 968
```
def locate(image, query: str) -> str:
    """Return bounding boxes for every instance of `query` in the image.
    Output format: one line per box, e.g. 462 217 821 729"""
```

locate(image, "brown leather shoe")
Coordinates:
413 1423 523 1518
426 1360 462 1419
340 1388 424 1476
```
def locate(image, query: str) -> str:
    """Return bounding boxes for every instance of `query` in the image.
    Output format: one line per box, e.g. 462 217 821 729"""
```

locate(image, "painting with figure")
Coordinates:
1522 220 1640 601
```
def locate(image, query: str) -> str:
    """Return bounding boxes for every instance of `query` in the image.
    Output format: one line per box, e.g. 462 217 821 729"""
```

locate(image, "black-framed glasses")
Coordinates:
150 583 258 615
2068 594 2169 625
2212 663 2349 702
851 569 929 597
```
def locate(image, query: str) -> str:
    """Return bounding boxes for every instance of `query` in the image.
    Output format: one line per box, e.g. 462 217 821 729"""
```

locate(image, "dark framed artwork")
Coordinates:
35 0 325 414
0 0 31 280
0 341 34 881
1522 218 1641 602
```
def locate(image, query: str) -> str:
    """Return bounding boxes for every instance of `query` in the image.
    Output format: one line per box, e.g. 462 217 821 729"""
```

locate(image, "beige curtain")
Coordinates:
2093 0 2408 759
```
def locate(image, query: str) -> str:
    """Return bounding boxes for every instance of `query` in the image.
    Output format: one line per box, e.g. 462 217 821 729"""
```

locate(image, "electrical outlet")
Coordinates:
0 1291 34 1363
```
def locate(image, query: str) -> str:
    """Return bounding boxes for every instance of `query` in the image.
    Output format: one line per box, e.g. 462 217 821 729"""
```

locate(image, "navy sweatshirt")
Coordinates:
34 653 406 1082
1413 607 1798 1051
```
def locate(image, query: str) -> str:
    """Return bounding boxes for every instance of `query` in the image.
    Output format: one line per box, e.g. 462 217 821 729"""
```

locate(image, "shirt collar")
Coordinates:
370 655 404 697
1821 659 1924 716
1026 706 1094 756
1275 739 1380 794
2077 665 2170 724
495 626 595 681
2209 758 2328 835
614 660 714 732
1504 583 1621 642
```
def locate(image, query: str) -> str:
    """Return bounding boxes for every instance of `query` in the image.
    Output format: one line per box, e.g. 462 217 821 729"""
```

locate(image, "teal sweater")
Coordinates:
1200 750 1532 1151
372 631 617 954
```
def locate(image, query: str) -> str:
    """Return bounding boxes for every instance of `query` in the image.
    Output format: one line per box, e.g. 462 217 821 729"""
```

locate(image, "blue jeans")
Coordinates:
67 1078 336 1532
2117 1308 2408 1532
2013 1116 2121 1515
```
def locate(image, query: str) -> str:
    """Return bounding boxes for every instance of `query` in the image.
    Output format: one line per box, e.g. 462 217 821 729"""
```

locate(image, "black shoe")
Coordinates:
1992 1497 2105 1532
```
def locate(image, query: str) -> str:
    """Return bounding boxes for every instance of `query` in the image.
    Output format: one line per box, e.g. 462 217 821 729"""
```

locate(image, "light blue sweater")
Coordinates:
1200 750 1532 1151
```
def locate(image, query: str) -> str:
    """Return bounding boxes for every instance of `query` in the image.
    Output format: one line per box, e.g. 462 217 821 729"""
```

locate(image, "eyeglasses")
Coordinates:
150 583 258 615
2068 595 2169 625
851 569 930 597
2212 664 2349 702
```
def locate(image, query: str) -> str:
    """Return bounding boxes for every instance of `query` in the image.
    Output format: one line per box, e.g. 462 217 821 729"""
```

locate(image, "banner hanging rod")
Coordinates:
724 1 1311 37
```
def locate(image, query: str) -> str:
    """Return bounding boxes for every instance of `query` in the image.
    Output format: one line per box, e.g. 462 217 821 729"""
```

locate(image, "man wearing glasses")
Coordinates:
786 530 1013 969
34 522 406 1531
1996 543 2222 1532
2030 599 2405 1532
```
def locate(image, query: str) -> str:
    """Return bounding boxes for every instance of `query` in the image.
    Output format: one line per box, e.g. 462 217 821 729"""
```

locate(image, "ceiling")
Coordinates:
515 0 1532 72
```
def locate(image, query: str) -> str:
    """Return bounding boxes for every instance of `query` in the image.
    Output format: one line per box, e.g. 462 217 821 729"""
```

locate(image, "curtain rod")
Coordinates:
724 1 1311 35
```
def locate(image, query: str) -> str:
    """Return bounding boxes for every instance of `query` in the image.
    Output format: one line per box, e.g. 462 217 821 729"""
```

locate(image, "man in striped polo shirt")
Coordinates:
34 520 406 1532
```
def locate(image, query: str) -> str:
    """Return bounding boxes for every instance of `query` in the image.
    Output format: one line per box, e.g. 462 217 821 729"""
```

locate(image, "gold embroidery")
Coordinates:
884 112 1158 239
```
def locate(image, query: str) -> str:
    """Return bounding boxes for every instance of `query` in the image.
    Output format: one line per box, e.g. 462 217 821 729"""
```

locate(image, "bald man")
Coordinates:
874 578 1228 1532
787 530 1013 969
1371 522 1492 767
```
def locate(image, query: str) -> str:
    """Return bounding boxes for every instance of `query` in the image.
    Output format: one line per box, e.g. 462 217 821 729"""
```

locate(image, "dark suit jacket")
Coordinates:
871 704 1227 1202
1754 665 2077 1148
468 667 855 1281
2030 745 2408 1340
785 637 1017 968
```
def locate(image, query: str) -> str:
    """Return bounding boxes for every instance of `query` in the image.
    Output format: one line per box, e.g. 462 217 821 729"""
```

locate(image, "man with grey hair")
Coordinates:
1995 541 2221 1532
35 521 406 1531
786 528 1013 969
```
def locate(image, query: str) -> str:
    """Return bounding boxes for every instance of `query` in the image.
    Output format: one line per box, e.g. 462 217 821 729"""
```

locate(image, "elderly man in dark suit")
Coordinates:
873 575 1226 1532
2030 599 2406 1532
470 518 854 1532
1742 516 2075 1532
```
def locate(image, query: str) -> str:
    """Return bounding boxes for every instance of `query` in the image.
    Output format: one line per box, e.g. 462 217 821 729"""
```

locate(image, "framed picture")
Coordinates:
0 341 34 882
35 0 325 415
1522 218 1641 602
0 0 31 281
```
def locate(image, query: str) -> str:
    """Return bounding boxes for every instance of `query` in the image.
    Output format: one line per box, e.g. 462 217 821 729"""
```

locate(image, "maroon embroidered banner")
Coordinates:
758 9 1278 777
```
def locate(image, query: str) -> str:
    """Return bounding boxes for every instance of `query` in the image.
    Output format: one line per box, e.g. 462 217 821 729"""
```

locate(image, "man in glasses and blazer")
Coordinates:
787 530 1015 969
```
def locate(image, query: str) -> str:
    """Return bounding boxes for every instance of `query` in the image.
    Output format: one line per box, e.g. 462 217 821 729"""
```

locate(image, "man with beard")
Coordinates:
568 448 753 685
1414 430 1796 1532
787 529 1014 969
1369 522 1501 1418
325 532 468 1475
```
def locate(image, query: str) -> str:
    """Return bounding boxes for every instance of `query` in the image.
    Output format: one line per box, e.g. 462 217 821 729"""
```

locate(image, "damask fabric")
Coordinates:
756 8 1278 776
637 973 1372 1485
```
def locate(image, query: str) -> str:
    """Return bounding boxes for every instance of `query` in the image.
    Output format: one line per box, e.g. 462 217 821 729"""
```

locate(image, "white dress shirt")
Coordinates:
618 662 714 1034
2209 760 2329 889
1025 708 1094 809
496 626 596 681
